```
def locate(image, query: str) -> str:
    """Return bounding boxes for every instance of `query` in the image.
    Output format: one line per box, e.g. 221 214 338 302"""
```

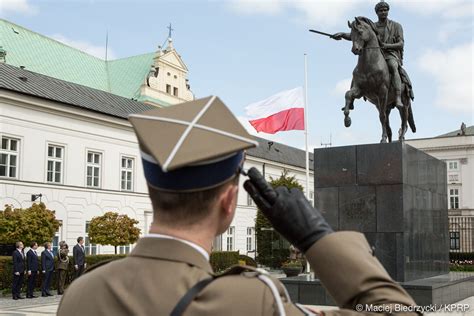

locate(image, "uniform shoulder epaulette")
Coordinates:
213 264 269 278
212 265 299 316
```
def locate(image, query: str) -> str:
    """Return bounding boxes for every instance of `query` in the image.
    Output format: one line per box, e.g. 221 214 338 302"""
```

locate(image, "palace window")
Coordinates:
120 157 134 191
449 231 460 250
449 188 459 209
86 151 102 188
47 145 64 183
52 220 63 256
0 136 19 178
226 226 235 251
212 235 222 251
246 227 254 252
448 161 459 171
247 193 254 206
118 245 131 254
85 221 97 255
173 87 178 96
166 84 171 94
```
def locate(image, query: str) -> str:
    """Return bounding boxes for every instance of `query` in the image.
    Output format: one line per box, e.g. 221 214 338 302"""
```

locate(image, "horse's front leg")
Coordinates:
342 87 361 128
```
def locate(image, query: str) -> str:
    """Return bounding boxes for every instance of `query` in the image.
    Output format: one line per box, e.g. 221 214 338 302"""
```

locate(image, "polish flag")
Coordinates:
245 87 304 134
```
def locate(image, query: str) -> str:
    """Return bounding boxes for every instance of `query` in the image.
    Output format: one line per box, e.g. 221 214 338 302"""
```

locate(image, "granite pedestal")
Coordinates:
280 143 472 305
314 142 449 282
281 273 474 306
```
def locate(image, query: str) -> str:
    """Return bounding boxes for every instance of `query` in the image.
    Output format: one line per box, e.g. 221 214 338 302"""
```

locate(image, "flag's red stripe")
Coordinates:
249 108 304 134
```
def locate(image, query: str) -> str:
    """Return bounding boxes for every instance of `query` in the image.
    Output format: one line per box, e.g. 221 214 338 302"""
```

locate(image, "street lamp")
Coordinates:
31 194 42 202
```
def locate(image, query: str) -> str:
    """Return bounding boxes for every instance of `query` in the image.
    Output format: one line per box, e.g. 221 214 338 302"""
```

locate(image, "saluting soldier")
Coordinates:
57 241 69 295
58 96 417 315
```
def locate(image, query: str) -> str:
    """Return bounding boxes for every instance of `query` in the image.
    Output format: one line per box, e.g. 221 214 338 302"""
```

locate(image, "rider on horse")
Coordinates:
332 1 414 109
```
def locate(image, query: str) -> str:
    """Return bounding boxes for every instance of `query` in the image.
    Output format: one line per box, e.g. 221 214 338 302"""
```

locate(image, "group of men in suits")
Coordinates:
11 237 87 300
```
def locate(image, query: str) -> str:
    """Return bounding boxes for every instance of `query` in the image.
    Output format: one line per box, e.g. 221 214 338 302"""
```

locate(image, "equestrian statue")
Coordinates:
314 1 416 142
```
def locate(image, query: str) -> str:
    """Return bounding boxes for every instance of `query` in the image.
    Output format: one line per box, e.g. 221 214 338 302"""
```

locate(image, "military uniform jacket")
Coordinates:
57 248 69 270
58 232 416 316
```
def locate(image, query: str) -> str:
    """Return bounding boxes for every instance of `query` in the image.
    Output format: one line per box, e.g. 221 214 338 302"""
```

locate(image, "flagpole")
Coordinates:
304 54 309 200
304 54 311 275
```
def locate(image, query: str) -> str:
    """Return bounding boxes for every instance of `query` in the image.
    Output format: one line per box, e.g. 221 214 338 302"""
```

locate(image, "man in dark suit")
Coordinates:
26 242 39 298
12 241 25 300
73 237 86 278
41 242 54 296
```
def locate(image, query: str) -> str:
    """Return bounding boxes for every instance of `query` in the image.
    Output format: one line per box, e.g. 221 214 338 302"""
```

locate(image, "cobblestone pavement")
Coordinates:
0 294 61 316
1 293 473 316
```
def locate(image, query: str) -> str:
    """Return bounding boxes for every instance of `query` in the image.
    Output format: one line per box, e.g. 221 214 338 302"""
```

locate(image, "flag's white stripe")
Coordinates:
163 96 216 171
245 87 304 119
130 114 259 157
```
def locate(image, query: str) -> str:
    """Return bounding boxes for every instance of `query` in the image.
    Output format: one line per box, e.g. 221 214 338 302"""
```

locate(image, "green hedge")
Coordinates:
210 251 239 272
450 263 474 272
0 255 126 293
239 254 257 267
450 252 474 261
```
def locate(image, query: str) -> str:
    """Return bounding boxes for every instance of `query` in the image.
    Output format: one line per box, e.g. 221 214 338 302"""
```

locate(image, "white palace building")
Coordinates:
0 19 314 256
1 19 471 257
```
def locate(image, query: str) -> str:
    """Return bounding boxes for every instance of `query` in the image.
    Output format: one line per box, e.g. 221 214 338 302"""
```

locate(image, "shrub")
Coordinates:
210 251 239 272
281 259 302 268
239 254 257 267
89 212 140 254
256 170 302 268
449 259 474 272
0 203 60 245
450 252 474 261
0 254 126 293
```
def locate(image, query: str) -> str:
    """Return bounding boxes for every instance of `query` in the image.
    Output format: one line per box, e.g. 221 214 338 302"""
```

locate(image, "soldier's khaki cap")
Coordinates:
128 96 258 191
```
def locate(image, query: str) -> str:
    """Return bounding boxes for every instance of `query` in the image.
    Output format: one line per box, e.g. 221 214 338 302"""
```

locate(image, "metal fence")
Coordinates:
449 215 474 253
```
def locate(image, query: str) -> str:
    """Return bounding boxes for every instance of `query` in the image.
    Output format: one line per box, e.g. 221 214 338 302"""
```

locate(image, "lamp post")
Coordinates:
31 194 42 203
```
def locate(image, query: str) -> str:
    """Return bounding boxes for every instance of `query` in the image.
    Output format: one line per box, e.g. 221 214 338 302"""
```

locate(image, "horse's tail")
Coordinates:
408 101 416 133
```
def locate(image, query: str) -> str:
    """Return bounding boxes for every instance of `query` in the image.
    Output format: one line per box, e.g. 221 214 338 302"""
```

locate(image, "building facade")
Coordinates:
0 19 193 107
0 18 314 257
407 126 474 253
0 65 313 257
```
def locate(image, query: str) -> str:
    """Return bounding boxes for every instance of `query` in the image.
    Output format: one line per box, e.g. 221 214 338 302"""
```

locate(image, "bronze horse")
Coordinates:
342 17 416 142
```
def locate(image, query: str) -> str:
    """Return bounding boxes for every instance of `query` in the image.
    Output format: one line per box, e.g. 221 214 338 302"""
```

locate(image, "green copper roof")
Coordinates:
107 52 154 98
0 19 154 99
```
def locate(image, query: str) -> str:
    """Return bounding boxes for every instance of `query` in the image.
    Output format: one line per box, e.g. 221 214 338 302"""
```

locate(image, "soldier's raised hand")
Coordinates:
243 167 333 253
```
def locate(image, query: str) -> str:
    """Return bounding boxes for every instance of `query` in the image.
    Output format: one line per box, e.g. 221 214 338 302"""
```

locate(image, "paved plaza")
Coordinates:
0 295 61 316
1 294 473 316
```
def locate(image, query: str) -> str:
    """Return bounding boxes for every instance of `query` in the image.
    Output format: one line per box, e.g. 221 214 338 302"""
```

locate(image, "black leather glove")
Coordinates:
243 167 333 253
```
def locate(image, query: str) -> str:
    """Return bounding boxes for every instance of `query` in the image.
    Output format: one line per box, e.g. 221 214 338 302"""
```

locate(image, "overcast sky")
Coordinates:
1 0 473 149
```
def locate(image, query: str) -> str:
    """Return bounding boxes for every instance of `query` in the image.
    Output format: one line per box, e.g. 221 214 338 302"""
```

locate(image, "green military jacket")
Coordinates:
57 232 416 315
57 248 69 270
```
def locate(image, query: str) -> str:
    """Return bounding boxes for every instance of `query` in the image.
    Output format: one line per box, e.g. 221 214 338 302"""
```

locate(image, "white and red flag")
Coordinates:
245 87 305 134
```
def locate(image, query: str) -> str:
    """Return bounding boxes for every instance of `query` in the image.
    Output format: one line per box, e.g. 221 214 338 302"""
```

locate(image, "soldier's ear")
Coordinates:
219 183 238 216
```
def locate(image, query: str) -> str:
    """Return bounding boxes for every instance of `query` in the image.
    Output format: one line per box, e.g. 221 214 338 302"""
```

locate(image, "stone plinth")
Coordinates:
314 142 449 282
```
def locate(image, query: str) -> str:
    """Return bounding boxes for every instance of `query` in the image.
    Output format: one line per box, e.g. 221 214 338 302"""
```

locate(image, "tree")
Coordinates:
255 170 304 268
0 203 61 244
88 212 141 254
